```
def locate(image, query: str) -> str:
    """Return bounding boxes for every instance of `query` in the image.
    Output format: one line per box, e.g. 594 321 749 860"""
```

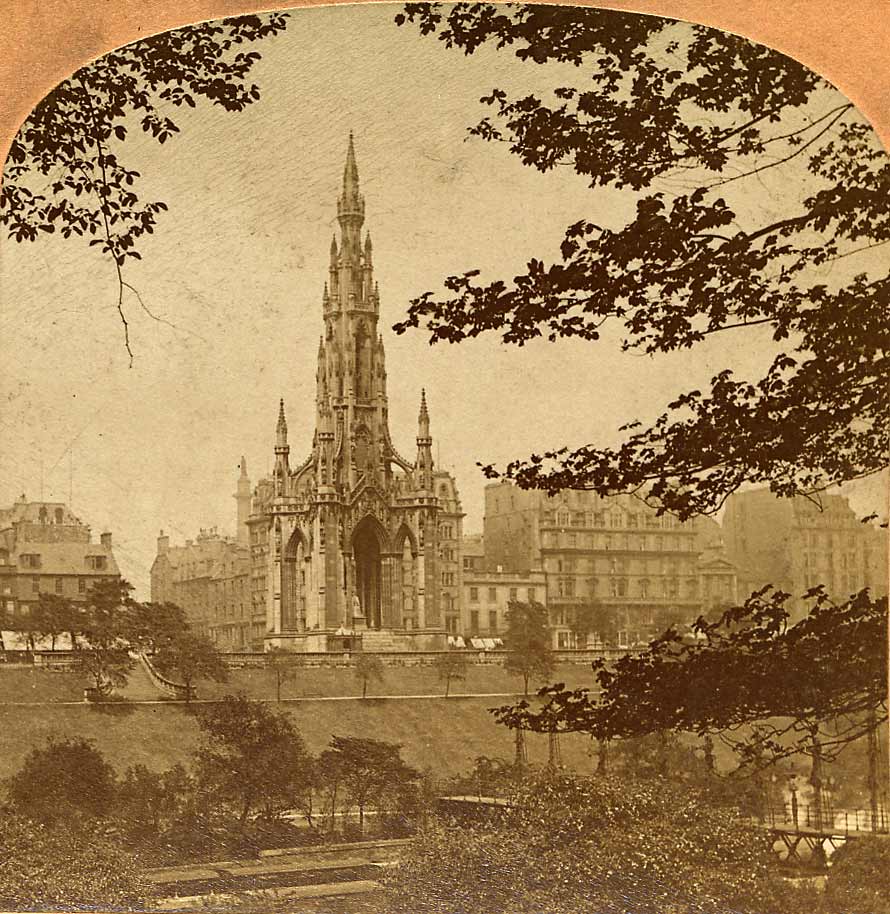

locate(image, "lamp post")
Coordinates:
825 776 836 831
789 774 800 832
768 773 778 827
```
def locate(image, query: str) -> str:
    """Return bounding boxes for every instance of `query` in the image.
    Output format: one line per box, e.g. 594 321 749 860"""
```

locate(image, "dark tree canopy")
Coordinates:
395 3 889 518
7 737 118 825
196 695 311 825
1 12 288 360
494 587 888 767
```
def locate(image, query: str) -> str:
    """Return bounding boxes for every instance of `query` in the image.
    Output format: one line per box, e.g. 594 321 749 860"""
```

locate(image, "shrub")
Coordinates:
824 835 890 914
386 772 819 914
6 737 116 825
0 816 146 909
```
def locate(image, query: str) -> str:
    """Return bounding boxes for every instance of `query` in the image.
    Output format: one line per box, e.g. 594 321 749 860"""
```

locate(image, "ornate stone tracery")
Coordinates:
250 136 457 652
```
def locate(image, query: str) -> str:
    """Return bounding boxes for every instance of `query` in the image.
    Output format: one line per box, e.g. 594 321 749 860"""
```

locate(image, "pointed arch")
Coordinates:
351 515 390 629
281 527 308 631
392 521 420 631
394 522 418 557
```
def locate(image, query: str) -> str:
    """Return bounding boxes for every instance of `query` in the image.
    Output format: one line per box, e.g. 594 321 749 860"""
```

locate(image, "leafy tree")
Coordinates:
30 593 75 650
0 816 146 909
504 599 554 695
1 13 288 361
386 772 817 914
117 763 194 838
126 600 190 655
155 628 228 702
435 651 468 697
321 735 419 836
394 4 889 517
354 652 385 698
78 577 136 692
570 601 615 648
195 694 311 826
266 646 302 702
495 587 888 827
6 737 117 825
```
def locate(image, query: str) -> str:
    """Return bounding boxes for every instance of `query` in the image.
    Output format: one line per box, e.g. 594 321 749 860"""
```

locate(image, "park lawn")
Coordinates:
199 661 596 701
0 665 87 702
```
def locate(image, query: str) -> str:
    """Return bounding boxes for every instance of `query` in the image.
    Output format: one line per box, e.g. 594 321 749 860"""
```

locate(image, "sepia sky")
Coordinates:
1 3 886 598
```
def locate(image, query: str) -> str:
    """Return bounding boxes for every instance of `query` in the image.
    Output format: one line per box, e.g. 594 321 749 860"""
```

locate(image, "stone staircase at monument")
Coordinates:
360 630 403 652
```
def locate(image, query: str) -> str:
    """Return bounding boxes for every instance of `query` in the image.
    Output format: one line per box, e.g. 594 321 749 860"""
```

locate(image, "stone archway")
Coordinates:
393 523 418 630
281 528 307 631
352 516 389 629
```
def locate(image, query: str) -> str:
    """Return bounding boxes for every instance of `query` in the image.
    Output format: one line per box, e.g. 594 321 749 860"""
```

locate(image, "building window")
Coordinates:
488 587 497 602
639 579 650 598
21 554 41 569
527 586 536 602
509 587 517 600
618 630 628 647
568 533 577 547
488 610 498 632
55 577 63 594
604 535 612 551
32 576 40 593
55 507 64 524
557 577 575 598
469 587 479 602
463 557 471 570
470 610 479 634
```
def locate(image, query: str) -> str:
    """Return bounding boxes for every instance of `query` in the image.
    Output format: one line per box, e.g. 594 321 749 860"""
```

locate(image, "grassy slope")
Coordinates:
0 662 599 782
0 697 598 782
0 666 88 702
200 662 595 701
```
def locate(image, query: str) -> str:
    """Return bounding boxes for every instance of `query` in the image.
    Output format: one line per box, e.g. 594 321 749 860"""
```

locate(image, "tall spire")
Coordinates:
274 399 290 495
418 388 430 439
416 388 433 491
234 456 251 544
276 399 288 448
343 131 359 197
337 132 365 260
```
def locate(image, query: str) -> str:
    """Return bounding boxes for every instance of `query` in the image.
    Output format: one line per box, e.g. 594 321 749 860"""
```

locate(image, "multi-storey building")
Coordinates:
462 566 547 641
435 474 464 636
461 533 485 575
458 532 547 641
0 497 120 637
722 488 888 619
247 137 460 652
483 482 737 647
150 460 255 649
